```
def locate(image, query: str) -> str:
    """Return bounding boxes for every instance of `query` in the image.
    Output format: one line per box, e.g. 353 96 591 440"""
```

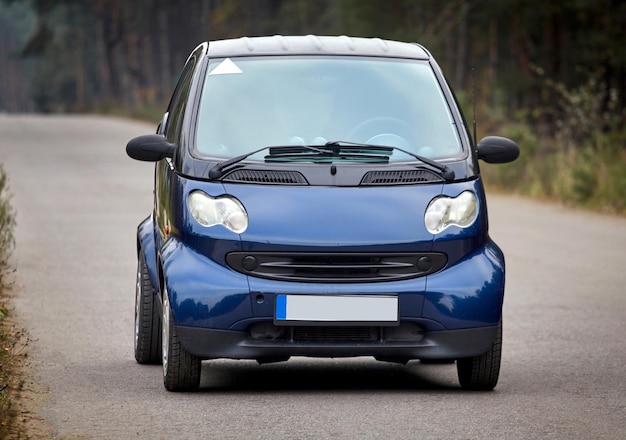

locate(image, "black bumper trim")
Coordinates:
176 324 498 361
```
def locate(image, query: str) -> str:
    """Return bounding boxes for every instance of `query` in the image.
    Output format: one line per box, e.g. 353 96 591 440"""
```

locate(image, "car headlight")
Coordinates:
424 191 478 234
188 190 248 233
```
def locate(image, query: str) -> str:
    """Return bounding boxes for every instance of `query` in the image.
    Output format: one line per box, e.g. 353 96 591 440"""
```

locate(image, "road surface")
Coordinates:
0 115 624 439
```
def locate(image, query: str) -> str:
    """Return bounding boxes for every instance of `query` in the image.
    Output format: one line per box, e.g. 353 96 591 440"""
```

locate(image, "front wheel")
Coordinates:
456 321 502 391
162 284 201 392
134 250 161 364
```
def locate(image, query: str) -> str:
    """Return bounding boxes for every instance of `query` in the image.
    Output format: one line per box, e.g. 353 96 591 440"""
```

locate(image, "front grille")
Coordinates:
293 326 376 342
221 169 309 185
226 252 447 283
248 322 425 343
360 169 443 185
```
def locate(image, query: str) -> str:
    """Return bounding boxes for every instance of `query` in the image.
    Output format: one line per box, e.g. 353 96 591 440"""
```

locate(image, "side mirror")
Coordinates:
476 136 519 164
126 134 176 162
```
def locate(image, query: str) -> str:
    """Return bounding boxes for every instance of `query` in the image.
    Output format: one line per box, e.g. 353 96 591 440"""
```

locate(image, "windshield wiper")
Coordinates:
208 141 454 181
208 144 390 179
208 145 329 179
265 144 392 162
325 141 455 180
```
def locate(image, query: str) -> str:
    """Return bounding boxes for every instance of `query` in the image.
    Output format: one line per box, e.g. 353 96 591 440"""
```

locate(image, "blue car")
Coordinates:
127 35 519 392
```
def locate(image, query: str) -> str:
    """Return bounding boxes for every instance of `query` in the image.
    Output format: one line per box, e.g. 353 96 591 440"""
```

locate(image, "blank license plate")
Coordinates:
274 294 398 325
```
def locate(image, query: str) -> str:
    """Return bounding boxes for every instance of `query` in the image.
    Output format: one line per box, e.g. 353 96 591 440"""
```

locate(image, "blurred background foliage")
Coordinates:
0 0 624 212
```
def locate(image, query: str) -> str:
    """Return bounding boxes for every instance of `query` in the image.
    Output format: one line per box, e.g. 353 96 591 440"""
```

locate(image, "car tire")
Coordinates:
162 284 201 392
134 250 162 364
456 320 502 391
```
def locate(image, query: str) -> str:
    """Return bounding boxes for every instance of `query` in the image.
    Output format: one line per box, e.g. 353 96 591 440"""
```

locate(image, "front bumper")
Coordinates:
176 323 499 361
157 235 505 362
160 237 505 329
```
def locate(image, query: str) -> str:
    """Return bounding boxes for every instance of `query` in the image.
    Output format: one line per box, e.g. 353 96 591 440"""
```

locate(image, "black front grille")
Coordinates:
360 169 443 185
248 322 425 343
293 326 376 342
222 169 309 185
227 252 447 283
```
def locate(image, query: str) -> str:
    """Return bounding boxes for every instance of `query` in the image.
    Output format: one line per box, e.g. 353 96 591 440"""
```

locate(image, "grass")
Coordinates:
0 306 29 439
478 122 626 215
0 163 23 437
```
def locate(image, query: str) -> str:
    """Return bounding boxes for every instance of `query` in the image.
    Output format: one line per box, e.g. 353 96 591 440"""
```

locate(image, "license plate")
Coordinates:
274 294 398 325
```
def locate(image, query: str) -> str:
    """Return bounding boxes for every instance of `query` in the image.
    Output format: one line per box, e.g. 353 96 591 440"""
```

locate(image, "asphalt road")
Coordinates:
0 115 624 439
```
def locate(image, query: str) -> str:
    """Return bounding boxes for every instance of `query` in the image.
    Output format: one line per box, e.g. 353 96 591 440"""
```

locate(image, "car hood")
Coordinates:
223 183 444 250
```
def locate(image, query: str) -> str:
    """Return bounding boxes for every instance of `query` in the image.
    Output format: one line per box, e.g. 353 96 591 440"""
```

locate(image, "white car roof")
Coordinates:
206 35 431 60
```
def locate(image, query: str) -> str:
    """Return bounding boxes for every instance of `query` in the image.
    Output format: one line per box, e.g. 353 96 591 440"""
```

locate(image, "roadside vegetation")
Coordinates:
0 164 23 437
475 76 626 214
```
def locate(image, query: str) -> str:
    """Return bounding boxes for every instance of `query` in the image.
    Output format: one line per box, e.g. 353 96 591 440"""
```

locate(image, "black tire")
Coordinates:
134 250 162 364
162 285 201 392
456 320 502 391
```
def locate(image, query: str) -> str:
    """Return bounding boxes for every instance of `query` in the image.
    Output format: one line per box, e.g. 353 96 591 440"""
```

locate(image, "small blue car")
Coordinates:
127 36 519 392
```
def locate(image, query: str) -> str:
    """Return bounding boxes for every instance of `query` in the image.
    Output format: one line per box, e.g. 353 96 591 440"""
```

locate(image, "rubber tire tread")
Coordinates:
456 320 502 391
134 251 162 364
163 305 201 392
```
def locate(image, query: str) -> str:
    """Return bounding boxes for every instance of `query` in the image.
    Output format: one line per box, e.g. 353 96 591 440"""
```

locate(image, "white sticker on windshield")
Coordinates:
209 58 243 75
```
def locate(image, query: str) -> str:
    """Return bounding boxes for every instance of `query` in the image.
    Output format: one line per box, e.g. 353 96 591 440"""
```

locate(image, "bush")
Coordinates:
570 135 626 213
480 73 626 215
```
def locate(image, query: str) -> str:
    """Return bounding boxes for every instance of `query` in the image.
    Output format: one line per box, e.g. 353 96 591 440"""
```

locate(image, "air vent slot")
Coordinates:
222 169 309 185
293 326 376 342
227 252 448 283
360 169 443 185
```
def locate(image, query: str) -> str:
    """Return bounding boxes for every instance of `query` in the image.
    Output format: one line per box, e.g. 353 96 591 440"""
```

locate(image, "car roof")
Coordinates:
205 35 431 60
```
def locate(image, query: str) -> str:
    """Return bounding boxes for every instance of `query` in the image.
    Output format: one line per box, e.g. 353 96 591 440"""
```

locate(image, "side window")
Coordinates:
164 57 196 143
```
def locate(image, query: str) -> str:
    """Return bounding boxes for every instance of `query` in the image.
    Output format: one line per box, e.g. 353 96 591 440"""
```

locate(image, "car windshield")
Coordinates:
195 56 462 162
